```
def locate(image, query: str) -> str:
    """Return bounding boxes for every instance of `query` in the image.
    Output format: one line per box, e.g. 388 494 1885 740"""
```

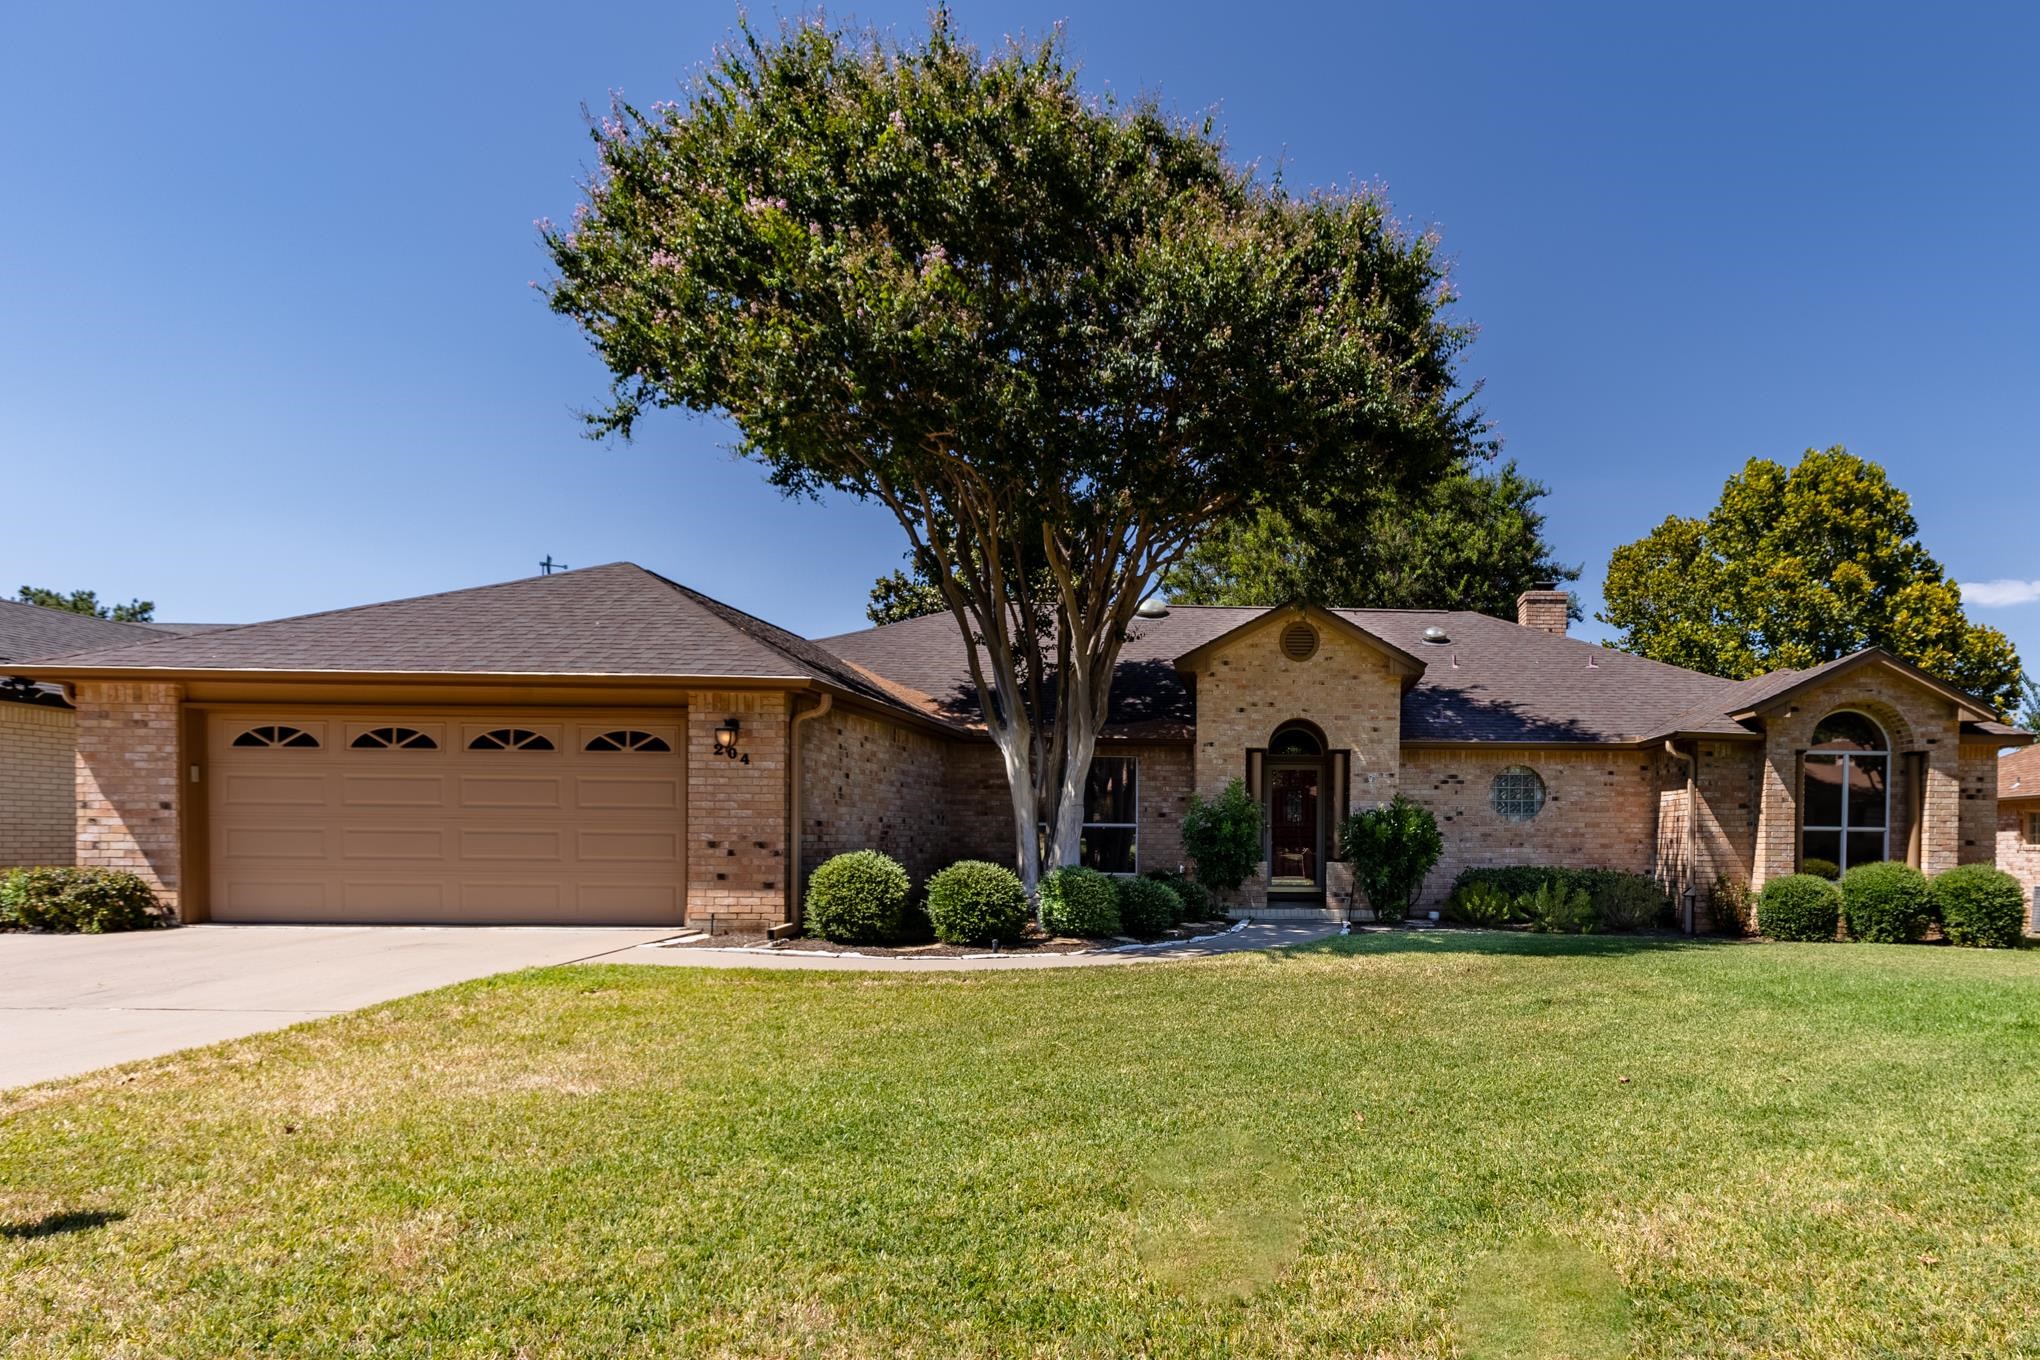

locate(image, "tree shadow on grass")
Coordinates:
1285 927 1739 962
1 1209 126 1240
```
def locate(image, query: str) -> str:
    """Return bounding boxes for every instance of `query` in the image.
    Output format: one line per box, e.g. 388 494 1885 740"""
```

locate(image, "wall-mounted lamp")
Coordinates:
713 717 747 762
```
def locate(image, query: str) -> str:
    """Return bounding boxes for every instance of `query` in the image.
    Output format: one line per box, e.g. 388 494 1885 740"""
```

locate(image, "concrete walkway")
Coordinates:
618 920 1344 972
0 924 679 1089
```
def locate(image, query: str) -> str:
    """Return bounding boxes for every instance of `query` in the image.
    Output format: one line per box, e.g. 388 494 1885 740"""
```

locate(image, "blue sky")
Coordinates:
4 2 2036 668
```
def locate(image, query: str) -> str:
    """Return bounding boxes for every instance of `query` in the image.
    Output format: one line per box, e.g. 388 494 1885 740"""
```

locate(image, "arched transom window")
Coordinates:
232 724 319 749
585 729 672 753
350 726 438 750
467 728 555 751
1802 711 1890 874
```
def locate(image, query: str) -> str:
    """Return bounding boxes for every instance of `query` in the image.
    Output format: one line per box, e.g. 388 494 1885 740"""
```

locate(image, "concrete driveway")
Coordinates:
0 924 680 1089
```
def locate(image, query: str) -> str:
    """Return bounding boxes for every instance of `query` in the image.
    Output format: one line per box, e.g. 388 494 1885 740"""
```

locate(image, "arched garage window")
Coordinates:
468 728 555 751
1802 711 1889 874
232 724 319 749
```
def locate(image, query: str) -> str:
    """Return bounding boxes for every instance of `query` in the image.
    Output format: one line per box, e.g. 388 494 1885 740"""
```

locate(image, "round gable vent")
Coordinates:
1279 620 1319 662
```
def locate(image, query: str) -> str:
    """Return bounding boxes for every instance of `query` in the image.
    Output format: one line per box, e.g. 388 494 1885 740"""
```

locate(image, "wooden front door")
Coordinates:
1267 761 1323 895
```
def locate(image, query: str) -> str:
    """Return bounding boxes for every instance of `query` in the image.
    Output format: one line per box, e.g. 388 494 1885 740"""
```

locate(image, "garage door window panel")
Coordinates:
349 726 440 750
232 724 321 749
467 727 557 751
585 729 673 753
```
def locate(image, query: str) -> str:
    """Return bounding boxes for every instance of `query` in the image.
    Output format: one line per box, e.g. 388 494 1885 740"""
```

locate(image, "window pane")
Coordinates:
1801 828 1842 872
1084 758 1136 825
1845 831 1888 871
1803 755 1844 827
1847 755 1888 828
1079 826 1136 875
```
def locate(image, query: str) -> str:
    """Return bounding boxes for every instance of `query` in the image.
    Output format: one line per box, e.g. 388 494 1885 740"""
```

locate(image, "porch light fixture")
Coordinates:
713 717 743 760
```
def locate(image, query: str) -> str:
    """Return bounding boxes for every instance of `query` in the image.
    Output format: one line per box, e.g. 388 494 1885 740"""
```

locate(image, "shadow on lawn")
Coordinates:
1287 927 1737 961
1 1209 126 1240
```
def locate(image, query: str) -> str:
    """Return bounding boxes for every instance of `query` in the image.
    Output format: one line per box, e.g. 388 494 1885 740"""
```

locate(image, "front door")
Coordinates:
1267 762 1323 896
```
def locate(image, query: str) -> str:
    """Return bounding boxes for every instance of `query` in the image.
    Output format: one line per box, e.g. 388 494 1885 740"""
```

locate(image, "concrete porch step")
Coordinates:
1232 905 1352 923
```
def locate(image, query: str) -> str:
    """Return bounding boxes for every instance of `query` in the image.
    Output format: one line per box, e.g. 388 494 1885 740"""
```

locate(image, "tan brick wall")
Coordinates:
1190 615 1403 807
1997 801 2040 931
940 738 1193 876
801 704 950 885
1750 672 1964 887
1401 747 1660 907
685 690 789 931
0 701 77 867
1958 743 2001 866
73 682 183 916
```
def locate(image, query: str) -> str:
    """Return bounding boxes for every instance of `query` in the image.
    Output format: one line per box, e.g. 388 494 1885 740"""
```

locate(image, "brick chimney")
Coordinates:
1515 581 1570 636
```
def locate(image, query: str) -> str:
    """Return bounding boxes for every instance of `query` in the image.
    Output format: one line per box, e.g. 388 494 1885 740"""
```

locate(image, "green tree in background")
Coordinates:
17 586 154 623
545 12 1481 887
2017 676 2040 734
1600 448 2022 714
1160 460 1578 616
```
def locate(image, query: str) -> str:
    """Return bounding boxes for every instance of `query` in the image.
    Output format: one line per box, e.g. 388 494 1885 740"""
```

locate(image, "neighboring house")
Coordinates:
0 601 214 867
8 563 2029 930
1998 746 2040 931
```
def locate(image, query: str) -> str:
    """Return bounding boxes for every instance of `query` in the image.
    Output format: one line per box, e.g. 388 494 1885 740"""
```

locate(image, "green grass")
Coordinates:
4 933 2039 1357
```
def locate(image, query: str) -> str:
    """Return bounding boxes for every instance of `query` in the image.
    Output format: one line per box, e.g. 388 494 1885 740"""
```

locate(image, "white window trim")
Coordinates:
1801 711 1891 872
1082 755 1139 876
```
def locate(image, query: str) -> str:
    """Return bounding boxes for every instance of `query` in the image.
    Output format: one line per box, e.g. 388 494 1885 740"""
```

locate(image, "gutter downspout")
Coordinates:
786 691 834 930
1664 739 1699 934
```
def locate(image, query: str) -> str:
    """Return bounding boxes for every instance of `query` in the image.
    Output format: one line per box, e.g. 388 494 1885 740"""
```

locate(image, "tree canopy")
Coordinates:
1599 448 2023 714
545 12 1482 886
1161 459 1578 616
17 586 153 623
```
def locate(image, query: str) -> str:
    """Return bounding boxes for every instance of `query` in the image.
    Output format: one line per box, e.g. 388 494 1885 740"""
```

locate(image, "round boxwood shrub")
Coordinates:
0 867 162 933
1147 869 1213 921
803 850 910 944
1758 874 1841 942
1115 875 1180 938
1801 857 1841 882
924 860 1029 946
1932 863 2028 949
1039 865 1121 938
1839 861 1933 943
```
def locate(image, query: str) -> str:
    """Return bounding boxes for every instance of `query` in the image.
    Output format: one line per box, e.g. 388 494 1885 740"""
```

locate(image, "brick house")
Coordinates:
1998 747 2040 930
6 563 2029 930
0 601 214 868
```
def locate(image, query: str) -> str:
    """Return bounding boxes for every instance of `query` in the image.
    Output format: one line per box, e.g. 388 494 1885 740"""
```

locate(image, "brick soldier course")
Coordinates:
8 564 2030 930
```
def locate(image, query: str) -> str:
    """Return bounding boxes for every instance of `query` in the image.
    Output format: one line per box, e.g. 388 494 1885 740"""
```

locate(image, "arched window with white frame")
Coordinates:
1801 711 1890 874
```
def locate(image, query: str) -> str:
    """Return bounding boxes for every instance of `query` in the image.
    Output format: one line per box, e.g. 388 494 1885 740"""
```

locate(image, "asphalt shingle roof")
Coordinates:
817 605 1756 745
2002 746 2040 802
0 599 176 666
24 563 909 711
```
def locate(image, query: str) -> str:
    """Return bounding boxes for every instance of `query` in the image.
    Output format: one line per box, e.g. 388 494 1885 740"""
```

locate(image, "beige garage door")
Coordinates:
205 711 685 925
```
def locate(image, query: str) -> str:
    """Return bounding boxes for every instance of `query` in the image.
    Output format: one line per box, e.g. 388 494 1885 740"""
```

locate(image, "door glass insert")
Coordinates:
1268 766 1320 888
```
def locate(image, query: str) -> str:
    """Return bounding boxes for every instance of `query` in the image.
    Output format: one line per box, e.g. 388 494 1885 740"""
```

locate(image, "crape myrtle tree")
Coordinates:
545 13 1482 891
1600 448 2023 714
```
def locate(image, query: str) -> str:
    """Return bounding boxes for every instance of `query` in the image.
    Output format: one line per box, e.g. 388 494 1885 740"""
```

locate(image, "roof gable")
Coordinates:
1170 604 1427 685
1723 649 1997 723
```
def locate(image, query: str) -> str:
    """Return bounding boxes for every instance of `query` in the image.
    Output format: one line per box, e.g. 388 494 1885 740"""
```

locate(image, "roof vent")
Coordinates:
1421 625 1451 645
1279 620 1319 662
1135 597 1170 620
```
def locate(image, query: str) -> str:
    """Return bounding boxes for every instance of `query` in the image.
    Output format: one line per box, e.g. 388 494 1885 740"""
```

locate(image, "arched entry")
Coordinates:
1266 721 1327 898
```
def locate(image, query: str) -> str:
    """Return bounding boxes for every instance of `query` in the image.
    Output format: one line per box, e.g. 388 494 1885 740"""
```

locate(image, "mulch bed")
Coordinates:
662 919 1239 957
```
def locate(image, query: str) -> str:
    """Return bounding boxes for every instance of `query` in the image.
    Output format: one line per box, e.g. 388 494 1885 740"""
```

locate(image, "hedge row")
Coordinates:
1446 867 1671 933
804 853 1222 946
0 867 164 933
1756 862 2025 948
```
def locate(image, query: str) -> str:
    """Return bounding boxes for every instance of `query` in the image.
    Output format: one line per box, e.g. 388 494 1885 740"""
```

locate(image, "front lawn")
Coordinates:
4 934 2038 1357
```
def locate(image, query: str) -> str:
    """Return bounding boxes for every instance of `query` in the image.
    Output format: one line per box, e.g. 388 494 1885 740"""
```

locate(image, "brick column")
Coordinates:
685 691 790 932
73 682 184 917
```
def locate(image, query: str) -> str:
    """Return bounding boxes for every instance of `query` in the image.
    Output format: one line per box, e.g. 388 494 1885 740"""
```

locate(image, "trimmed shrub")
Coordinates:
1801 857 1841 882
1338 795 1443 924
0 867 162 933
1758 874 1841 942
1181 779 1262 903
1449 866 1664 932
925 860 1029 946
1039 866 1121 937
1446 881 1520 928
1839 861 1933 943
1146 868 1213 921
1115 875 1181 938
803 850 910 944
1523 881 1595 934
1708 875 1755 937
1932 863 2027 949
